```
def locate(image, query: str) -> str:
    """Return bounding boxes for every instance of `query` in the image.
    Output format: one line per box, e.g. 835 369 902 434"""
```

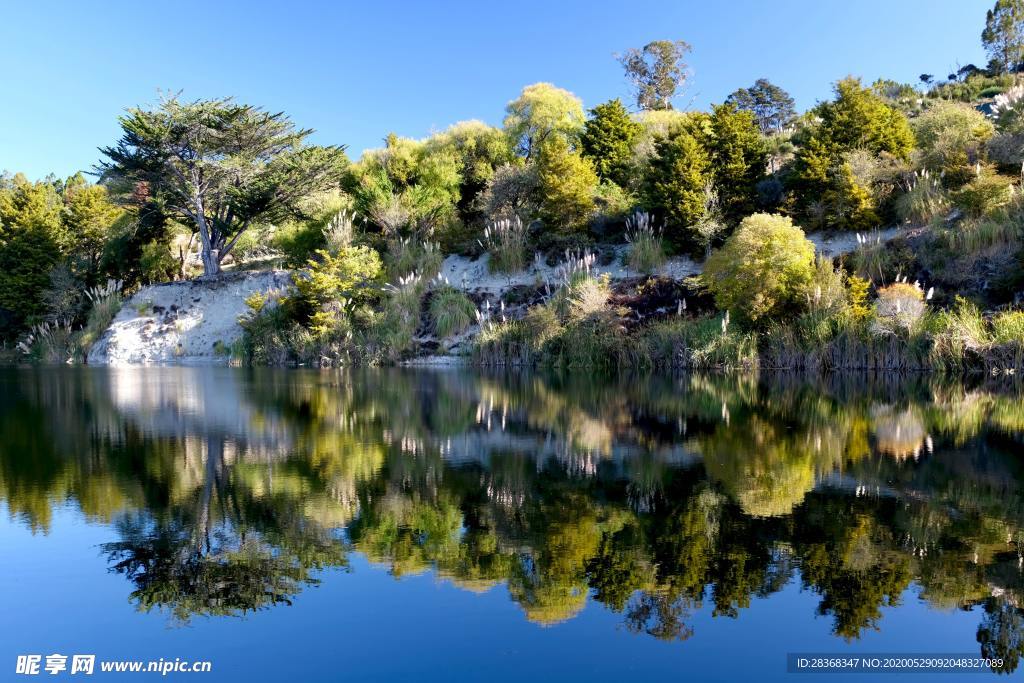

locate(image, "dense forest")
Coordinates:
3 1 1024 371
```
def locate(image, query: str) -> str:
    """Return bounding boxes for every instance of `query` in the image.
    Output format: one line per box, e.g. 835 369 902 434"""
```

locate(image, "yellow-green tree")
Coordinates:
702 213 816 324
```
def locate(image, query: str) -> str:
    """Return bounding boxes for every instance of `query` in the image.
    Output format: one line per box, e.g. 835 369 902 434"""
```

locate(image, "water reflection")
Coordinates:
2 368 1024 668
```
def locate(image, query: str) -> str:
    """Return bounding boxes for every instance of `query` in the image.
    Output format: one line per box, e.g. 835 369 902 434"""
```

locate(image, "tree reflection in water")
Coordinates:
1 367 1023 669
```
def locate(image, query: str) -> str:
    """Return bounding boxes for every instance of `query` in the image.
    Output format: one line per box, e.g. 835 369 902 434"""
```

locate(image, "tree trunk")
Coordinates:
194 203 220 277
202 248 220 277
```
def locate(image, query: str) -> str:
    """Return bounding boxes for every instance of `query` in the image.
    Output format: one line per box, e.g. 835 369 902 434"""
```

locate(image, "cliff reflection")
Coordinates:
1 367 1023 667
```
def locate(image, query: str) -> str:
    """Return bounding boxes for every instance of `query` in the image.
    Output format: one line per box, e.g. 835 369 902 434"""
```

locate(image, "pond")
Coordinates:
2 367 1023 681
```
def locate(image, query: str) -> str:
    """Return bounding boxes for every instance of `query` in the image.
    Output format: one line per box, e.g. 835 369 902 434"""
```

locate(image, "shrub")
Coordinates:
272 220 326 267
624 211 665 274
953 175 1014 217
429 285 475 338
295 246 383 336
702 213 816 324
139 240 179 284
873 282 928 336
477 162 540 223
986 132 1024 170
481 217 528 274
912 103 994 181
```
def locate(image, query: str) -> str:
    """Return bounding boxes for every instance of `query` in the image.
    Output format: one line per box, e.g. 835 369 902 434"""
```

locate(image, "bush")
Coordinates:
952 174 1015 217
873 282 928 336
294 246 383 336
986 132 1024 170
702 213 816 324
429 285 475 338
624 211 665 274
912 103 994 181
139 240 179 284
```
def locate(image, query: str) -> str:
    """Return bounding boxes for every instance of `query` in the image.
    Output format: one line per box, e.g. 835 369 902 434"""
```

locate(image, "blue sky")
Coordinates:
1 0 991 180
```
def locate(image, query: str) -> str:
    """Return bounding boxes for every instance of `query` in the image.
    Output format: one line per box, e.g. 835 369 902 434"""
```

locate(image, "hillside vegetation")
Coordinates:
4 5 1024 372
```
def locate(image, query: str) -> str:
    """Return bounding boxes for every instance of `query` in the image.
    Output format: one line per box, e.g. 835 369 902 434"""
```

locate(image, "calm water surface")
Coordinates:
2 367 1024 681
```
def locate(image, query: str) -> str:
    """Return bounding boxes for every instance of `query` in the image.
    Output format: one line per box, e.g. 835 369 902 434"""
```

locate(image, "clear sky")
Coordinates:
0 0 992 180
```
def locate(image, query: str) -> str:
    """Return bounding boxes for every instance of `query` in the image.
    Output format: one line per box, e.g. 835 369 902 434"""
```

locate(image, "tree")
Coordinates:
702 213 816 324
537 137 598 232
580 99 643 187
0 175 68 331
503 83 585 159
790 78 913 228
618 40 692 111
97 95 347 276
725 79 796 134
349 133 462 238
61 174 124 282
643 119 711 247
816 78 914 158
423 121 514 222
707 104 768 222
477 162 541 222
983 0 1024 74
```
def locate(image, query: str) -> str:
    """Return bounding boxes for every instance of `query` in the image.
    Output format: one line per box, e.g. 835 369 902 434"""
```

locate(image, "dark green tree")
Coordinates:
790 78 913 229
708 104 768 222
580 99 642 187
725 78 797 134
97 95 347 276
643 120 711 247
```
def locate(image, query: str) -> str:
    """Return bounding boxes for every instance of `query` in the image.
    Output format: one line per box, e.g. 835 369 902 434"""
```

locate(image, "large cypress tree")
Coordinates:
98 95 347 276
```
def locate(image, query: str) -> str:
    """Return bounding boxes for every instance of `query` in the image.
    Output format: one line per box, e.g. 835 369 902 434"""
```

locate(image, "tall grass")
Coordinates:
78 280 123 354
322 210 357 254
386 238 442 280
895 170 947 224
624 211 665 274
848 233 893 285
481 217 529 274
429 283 476 338
630 314 758 370
17 320 76 364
